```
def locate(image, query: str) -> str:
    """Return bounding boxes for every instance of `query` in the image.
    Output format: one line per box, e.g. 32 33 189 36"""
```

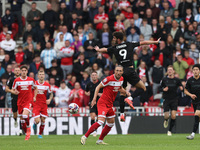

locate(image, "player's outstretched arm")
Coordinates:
140 37 161 45
94 46 108 53
91 83 104 107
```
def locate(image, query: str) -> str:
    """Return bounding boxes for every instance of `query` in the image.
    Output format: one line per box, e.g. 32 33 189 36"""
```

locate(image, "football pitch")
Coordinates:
0 134 199 150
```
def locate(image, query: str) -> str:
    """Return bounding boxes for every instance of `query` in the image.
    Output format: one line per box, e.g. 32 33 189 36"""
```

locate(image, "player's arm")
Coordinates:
184 88 197 100
33 86 38 102
46 92 53 105
140 37 161 45
94 46 108 53
91 83 104 107
119 87 131 97
6 86 16 95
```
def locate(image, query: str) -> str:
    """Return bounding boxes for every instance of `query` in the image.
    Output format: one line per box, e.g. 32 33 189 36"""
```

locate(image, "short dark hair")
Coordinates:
18 45 23 49
38 64 46 71
192 64 200 70
60 80 66 84
113 32 124 41
51 59 57 64
32 2 36 5
20 65 28 70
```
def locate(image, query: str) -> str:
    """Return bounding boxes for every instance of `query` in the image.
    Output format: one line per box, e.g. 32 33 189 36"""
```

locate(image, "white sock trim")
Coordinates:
97 120 104 126
127 96 133 101
106 123 114 127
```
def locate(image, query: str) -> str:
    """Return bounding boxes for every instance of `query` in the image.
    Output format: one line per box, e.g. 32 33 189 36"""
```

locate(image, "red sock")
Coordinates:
85 121 103 138
23 115 30 127
39 122 45 135
21 120 27 133
99 124 113 140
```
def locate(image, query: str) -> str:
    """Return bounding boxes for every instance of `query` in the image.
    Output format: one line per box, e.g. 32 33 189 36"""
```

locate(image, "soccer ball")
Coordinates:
68 103 79 114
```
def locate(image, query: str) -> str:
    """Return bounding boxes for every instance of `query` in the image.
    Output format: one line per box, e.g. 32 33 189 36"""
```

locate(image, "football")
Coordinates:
68 103 79 114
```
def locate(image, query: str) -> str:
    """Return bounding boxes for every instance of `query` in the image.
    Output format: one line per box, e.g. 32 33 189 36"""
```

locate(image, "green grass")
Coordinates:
0 134 200 150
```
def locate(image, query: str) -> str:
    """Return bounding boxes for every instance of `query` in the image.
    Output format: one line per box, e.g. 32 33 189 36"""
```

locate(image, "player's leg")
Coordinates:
187 104 200 140
18 106 27 135
163 100 170 128
33 117 40 133
38 117 46 139
12 98 18 128
168 100 178 136
90 112 97 137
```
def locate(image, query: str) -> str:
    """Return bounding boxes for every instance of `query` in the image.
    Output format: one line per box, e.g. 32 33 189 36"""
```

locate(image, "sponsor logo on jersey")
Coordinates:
116 44 126 49
21 85 28 90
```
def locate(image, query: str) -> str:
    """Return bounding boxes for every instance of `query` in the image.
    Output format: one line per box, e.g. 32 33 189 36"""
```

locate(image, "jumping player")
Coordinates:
12 65 38 140
95 31 161 121
160 65 183 136
185 64 200 140
6 67 23 135
81 66 130 145
32 71 53 139
85 71 102 137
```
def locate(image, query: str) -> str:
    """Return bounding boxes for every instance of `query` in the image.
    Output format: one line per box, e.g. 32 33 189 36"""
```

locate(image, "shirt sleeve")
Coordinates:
107 46 114 54
185 80 191 91
160 78 166 89
48 84 52 93
85 83 90 92
130 41 140 48
101 77 110 87
12 79 17 89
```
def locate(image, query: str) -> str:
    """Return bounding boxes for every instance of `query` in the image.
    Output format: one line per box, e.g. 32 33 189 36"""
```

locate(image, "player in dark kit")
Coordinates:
185 64 200 140
5 67 23 135
160 65 183 136
85 71 102 137
95 31 161 121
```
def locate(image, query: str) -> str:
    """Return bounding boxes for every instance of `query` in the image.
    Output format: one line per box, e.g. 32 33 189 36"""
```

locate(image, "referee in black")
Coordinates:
160 65 183 136
185 64 200 140
85 71 102 137
5 67 22 135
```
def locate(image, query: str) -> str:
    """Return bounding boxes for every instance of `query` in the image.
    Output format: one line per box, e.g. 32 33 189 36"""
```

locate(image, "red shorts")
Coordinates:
97 101 115 118
32 104 48 118
18 102 32 116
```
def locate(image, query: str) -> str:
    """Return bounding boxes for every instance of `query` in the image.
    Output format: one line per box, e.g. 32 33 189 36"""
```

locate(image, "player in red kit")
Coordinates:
12 65 38 140
32 71 53 139
81 66 130 145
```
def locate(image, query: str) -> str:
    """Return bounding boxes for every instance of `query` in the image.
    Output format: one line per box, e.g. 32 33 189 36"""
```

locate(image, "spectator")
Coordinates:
118 0 130 16
145 8 153 25
93 52 107 69
108 1 121 31
140 19 152 40
126 18 140 36
57 13 67 27
137 0 147 18
23 24 35 43
2 64 14 80
125 6 134 20
49 59 64 81
26 2 42 28
71 34 82 54
0 62 5 78
54 25 73 44
88 1 98 23
1 8 14 30
49 77 59 94
83 32 98 64
127 27 140 42
192 21 200 33
73 53 89 82
29 72 35 79
77 26 84 42
67 75 77 89
87 63 103 79
0 33 16 61
97 23 112 48
22 35 36 51
58 2 70 21
170 20 183 42
68 12 82 33
166 34 175 61
195 33 200 50
0 26 13 42
179 36 188 50
157 17 168 41
58 40 74 78
74 2 84 22
160 1 174 18
149 59 165 96
114 15 125 31
182 50 195 71
69 82 84 107
29 55 42 75
186 65 194 80
184 24 196 45
0 76 7 107
184 8 194 25
22 43 34 65
173 9 182 24
153 41 170 68
138 46 152 68
137 61 149 83
151 19 159 39
49 68 62 87
194 7 200 23
189 43 199 64
35 64 49 81
1 54 11 69
8 0 24 37
100 67 110 81
34 20 48 43
94 6 109 31
173 54 188 80
41 31 52 50
40 42 57 70
43 3 58 38
15 45 24 66
54 33 65 56
149 0 160 20
134 12 142 28
133 53 139 69
65 74 72 85
55 81 71 108
80 71 90 90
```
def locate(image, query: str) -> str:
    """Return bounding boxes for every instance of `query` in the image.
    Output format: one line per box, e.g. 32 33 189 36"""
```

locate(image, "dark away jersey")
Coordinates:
185 76 200 104
7 77 18 100
160 76 182 100
107 41 140 67
85 81 102 102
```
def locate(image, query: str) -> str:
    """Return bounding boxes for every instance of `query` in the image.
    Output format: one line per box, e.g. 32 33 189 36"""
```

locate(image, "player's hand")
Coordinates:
91 99 96 108
94 46 99 51
13 89 19 95
97 93 102 97
126 92 131 97
46 99 51 105
156 37 161 44
33 97 36 102
190 94 197 100
179 86 183 91
163 87 168 91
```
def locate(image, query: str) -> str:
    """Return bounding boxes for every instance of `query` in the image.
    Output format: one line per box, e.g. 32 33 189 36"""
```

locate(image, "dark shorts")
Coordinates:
12 98 18 113
90 104 98 115
122 67 140 88
163 98 178 112
193 103 200 113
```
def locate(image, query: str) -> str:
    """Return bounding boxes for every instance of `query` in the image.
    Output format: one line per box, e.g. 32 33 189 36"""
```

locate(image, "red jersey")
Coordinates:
119 0 130 15
114 22 125 31
12 77 35 106
35 80 52 105
94 13 109 30
69 89 84 107
0 32 13 42
60 46 74 65
15 52 24 64
100 74 124 107
125 12 134 19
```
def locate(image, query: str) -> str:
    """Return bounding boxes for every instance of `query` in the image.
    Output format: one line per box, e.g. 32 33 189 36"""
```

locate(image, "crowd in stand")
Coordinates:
0 0 199 109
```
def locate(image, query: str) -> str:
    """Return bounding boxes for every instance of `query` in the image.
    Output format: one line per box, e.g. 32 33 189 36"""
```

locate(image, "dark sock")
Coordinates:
120 96 126 113
20 120 22 130
169 119 176 132
193 115 199 133
91 119 95 126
